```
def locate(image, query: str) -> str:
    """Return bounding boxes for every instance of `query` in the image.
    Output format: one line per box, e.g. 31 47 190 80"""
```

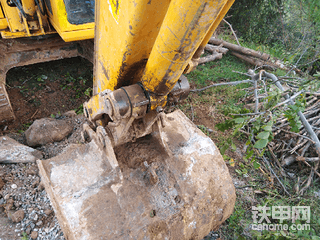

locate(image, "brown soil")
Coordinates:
0 57 93 135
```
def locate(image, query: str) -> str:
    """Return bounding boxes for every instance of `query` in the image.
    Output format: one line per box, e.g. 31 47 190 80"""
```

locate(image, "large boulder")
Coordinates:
25 118 73 147
0 136 42 163
38 110 235 240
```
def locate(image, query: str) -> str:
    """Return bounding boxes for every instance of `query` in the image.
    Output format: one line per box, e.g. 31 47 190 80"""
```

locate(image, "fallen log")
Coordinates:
198 52 223 64
231 52 276 69
204 44 228 54
209 37 270 61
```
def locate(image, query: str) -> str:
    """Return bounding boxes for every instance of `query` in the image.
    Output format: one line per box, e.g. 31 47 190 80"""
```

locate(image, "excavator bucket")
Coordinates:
37 110 235 240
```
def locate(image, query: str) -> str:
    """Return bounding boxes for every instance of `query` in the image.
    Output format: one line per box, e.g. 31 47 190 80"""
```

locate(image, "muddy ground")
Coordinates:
0 57 242 240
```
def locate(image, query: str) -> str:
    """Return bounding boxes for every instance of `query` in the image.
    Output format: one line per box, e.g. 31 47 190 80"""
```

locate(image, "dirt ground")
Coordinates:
0 58 241 240
1 57 93 133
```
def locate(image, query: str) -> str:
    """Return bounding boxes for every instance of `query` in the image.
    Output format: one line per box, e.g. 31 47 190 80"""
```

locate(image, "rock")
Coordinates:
30 222 35 229
36 220 43 226
26 227 31 235
11 184 17 189
282 155 296 166
37 110 236 240
25 118 73 147
5 198 14 212
31 179 39 188
62 110 77 118
44 209 53 216
30 231 38 239
0 178 5 189
9 209 25 222
38 181 45 191
26 166 38 176
0 136 42 163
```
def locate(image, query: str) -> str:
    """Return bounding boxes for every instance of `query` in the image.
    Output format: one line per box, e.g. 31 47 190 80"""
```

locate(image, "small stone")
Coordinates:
44 209 52 216
26 227 31 235
5 198 14 212
30 231 38 239
32 179 39 188
4 194 10 200
62 110 77 118
25 118 73 147
30 222 35 229
10 209 25 222
38 182 45 191
36 220 42 226
0 178 5 189
26 168 37 176
11 184 17 189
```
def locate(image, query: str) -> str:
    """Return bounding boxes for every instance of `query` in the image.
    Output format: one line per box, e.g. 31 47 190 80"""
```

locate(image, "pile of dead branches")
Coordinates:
191 68 320 195
238 71 320 196
200 37 298 73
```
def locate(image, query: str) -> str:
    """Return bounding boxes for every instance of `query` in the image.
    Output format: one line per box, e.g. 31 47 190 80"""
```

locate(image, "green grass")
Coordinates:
182 35 320 240
187 53 249 87
186 53 250 115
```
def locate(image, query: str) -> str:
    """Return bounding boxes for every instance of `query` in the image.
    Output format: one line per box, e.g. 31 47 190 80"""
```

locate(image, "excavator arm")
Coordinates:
84 0 235 148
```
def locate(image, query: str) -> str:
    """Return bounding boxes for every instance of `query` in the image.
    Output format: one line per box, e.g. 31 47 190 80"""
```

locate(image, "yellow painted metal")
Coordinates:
0 0 51 38
194 0 235 59
58 28 94 42
47 0 94 42
0 19 7 29
0 0 25 33
184 0 235 74
141 0 231 109
0 5 4 18
21 0 36 17
93 0 171 94
0 0 93 41
0 5 7 30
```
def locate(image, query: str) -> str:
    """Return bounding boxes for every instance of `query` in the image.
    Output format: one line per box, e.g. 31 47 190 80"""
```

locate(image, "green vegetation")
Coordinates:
20 232 28 240
184 25 320 237
60 72 92 99
228 0 320 71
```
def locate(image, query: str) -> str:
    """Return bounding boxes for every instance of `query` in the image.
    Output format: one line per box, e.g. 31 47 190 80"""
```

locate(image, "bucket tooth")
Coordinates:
38 110 236 240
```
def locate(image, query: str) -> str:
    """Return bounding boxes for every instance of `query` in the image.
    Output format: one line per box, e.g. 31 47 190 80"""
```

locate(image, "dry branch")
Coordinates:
231 52 276 70
204 44 228 54
222 19 241 46
198 52 223 64
191 79 253 93
263 71 320 156
209 37 270 61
